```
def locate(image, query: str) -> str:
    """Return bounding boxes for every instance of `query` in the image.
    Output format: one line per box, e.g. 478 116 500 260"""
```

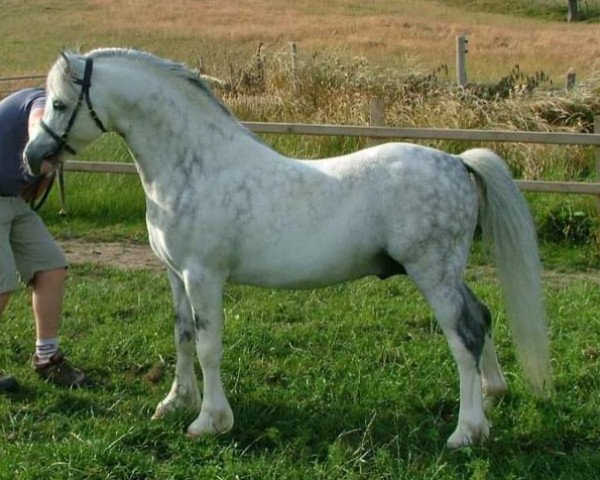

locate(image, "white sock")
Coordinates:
35 338 59 363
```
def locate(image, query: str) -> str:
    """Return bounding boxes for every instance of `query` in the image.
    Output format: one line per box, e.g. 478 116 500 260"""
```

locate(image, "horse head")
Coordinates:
24 50 108 175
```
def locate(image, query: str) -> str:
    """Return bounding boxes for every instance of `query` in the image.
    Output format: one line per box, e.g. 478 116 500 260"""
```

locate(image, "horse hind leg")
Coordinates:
403 256 492 447
458 284 508 408
471 291 508 409
448 284 495 447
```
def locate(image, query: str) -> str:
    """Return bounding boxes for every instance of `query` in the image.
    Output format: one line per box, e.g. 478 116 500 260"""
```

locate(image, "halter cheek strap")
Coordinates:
74 57 108 134
39 57 107 157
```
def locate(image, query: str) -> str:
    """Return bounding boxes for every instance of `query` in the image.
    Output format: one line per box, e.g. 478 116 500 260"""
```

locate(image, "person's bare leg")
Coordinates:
30 268 85 387
30 268 66 340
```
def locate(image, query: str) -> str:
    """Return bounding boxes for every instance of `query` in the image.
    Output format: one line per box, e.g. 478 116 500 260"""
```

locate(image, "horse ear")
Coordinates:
60 49 73 76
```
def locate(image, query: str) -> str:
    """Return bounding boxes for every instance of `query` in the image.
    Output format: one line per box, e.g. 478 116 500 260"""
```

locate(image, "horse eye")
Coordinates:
52 100 67 111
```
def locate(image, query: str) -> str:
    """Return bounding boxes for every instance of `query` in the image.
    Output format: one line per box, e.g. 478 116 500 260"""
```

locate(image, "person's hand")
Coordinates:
21 172 53 202
40 160 55 175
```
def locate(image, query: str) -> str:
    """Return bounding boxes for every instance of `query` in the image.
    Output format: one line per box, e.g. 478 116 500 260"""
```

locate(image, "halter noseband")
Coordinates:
40 57 107 156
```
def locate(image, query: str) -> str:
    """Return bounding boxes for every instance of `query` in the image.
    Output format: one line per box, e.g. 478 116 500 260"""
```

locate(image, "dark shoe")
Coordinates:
33 351 86 388
0 372 17 392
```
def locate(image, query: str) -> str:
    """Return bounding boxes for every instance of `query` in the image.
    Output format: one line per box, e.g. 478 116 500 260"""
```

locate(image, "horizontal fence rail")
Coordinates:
0 74 45 82
63 160 600 195
0 74 46 98
243 122 600 146
63 121 600 196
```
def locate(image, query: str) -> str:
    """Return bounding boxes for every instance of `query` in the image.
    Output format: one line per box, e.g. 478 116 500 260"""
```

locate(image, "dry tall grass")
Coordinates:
212 46 599 246
83 0 600 79
220 46 598 179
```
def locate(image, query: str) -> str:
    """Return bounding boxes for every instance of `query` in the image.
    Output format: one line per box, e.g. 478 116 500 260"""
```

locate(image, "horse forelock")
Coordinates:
47 54 80 102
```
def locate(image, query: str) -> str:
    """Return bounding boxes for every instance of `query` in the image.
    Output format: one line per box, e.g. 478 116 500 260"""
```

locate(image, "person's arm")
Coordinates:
28 106 45 136
21 107 53 201
28 106 55 175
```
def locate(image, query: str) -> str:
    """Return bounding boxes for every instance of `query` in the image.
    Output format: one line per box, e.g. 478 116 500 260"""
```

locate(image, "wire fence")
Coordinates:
0 74 46 99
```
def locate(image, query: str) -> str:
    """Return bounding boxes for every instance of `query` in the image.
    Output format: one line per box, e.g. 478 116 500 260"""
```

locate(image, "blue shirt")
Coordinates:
0 88 46 197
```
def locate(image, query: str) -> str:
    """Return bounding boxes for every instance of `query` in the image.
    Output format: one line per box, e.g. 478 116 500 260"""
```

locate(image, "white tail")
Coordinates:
460 148 552 394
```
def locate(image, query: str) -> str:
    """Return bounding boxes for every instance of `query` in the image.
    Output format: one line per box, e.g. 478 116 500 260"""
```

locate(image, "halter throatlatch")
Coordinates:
40 57 107 157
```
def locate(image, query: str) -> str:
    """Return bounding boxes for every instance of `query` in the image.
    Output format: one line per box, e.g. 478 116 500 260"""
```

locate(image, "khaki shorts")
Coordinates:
0 196 68 293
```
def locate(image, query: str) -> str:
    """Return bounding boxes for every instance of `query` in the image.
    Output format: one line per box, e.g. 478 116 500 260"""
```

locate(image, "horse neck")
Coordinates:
106 65 267 189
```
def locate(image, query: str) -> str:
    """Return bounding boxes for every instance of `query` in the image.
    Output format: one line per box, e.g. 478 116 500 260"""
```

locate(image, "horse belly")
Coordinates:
229 239 382 289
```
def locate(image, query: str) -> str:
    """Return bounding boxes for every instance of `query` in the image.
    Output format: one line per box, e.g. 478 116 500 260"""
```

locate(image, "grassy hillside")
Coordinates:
2 0 600 80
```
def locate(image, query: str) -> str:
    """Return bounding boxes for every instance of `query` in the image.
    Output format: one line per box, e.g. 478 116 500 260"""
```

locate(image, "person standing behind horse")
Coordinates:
0 88 86 391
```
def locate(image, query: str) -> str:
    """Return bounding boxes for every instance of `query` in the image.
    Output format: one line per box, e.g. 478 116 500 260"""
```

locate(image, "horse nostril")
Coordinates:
23 154 40 175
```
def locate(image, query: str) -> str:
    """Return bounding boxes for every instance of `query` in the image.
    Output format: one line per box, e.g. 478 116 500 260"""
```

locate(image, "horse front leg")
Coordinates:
152 270 201 420
182 268 233 437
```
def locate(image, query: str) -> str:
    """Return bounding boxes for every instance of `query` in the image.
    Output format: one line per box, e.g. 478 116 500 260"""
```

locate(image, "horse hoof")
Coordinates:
446 423 489 449
151 401 173 420
151 411 164 421
186 407 234 437
483 394 499 413
483 384 508 413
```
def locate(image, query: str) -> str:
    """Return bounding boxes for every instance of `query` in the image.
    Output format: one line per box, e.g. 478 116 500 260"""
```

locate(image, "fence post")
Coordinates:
595 116 600 242
289 42 298 92
254 42 265 90
368 97 385 146
456 34 468 87
567 0 579 21
565 69 576 90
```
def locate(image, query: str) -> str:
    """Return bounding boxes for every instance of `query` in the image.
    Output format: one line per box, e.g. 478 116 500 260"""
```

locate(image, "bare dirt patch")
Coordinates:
59 239 163 271
58 239 599 287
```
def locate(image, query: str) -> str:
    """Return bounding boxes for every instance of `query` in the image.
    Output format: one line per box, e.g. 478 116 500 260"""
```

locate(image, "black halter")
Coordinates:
40 57 107 156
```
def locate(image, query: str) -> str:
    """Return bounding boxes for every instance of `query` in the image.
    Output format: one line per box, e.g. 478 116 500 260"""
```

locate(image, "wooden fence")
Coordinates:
4 69 600 200
3 73 598 204
64 118 600 203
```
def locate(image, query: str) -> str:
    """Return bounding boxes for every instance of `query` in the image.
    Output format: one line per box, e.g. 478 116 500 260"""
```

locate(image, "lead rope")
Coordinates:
27 173 54 211
27 164 67 215
57 164 67 216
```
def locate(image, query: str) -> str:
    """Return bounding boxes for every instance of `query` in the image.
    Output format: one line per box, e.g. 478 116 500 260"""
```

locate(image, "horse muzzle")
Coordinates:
23 136 63 176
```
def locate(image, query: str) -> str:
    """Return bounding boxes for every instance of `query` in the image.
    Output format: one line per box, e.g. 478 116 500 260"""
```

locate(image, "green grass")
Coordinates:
1 264 600 479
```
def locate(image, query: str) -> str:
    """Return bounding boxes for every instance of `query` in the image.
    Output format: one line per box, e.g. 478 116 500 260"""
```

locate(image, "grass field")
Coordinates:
1 264 600 479
1 1 600 478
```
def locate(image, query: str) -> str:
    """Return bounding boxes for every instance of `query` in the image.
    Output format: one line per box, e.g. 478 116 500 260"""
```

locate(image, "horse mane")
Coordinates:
89 48 235 119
